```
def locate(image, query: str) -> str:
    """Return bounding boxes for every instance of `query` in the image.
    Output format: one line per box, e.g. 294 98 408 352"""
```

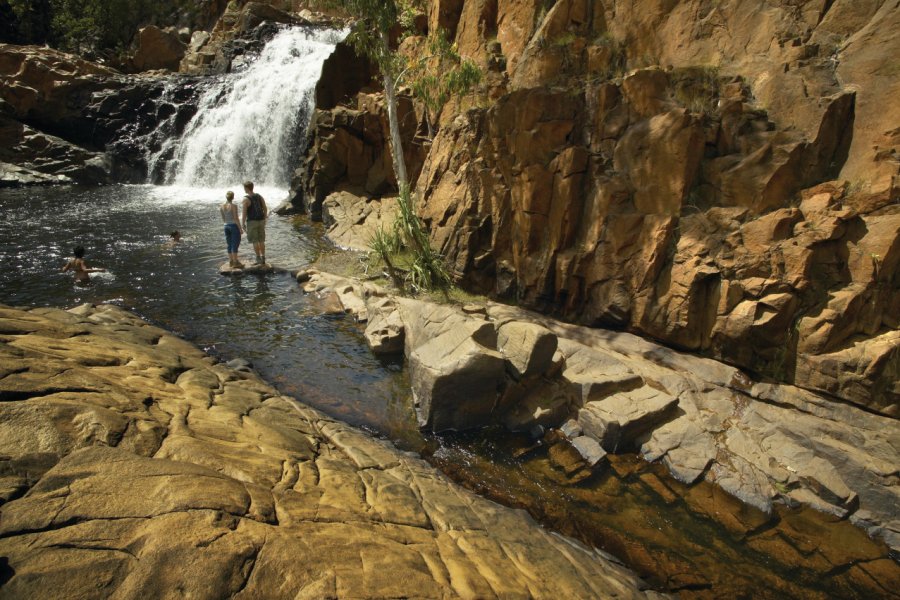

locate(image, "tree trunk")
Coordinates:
381 33 408 192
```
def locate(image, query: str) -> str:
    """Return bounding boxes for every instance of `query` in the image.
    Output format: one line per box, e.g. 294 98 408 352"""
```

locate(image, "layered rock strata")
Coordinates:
299 271 900 555
0 303 656 599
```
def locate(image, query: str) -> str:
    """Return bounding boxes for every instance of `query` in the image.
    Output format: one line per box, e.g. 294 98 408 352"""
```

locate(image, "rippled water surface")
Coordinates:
2 185 896 599
0 184 418 443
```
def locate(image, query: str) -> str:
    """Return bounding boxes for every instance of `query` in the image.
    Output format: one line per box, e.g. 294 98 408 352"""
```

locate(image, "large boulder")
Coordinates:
496 320 558 379
0 44 118 123
398 299 506 431
364 296 405 354
294 92 425 218
577 386 679 452
322 190 399 251
129 26 186 72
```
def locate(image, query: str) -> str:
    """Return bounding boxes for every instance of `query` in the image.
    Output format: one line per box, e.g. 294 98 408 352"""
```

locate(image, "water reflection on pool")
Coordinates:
1 184 895 598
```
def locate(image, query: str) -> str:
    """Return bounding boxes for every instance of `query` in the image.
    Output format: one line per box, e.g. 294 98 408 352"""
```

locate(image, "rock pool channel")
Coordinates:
0 184 895 598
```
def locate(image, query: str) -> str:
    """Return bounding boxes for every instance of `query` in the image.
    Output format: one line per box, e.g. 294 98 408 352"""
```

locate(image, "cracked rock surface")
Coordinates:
0 303 658 599
305 271 900 556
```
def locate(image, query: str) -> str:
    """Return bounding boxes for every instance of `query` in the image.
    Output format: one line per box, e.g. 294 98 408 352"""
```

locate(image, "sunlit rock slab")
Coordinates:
0 302 657 599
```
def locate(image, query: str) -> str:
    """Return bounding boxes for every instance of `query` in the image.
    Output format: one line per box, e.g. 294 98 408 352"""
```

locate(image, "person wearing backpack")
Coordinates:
241 181 268 265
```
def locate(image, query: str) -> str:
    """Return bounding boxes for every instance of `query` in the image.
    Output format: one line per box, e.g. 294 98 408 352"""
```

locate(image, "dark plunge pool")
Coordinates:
1 184 895 598
0 184 419 442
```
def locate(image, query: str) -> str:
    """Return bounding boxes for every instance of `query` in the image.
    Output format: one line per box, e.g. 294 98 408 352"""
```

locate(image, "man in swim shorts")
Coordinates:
241 181 268 265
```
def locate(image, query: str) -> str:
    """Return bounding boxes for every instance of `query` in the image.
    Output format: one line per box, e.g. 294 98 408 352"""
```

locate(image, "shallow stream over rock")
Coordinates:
0 185 896 597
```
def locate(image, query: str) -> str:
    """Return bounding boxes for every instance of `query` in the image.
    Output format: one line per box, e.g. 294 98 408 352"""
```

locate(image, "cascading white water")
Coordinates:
166 27 345 188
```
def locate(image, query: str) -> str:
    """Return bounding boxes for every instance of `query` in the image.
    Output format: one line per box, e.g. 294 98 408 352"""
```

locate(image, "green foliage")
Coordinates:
672 65 720 116
395 184 450 292
369 225 404 288
315 0 418 75
52 0 173 55
368 186 451 294
405 30 482 135
318 1 481 134
6 0 53 44
317 0 459 292
7 0 188 55
552 32 577 47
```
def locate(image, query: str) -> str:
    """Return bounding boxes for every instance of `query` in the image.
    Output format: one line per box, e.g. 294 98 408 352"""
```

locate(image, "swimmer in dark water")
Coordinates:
62 245 105 285
164 230 182 249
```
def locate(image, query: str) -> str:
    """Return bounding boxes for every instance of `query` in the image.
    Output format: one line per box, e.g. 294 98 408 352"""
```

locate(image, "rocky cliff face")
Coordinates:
301 0 900 416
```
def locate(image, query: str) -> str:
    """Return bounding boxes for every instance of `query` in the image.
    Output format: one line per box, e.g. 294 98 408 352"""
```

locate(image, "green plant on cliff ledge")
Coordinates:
405 30 482 138
315 0 452 291
589 32 626 81
672 65 720 116
367 192 450 293
369 225 404 288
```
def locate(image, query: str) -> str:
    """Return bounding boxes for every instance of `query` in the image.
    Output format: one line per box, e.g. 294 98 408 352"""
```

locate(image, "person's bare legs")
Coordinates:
255 242 266 264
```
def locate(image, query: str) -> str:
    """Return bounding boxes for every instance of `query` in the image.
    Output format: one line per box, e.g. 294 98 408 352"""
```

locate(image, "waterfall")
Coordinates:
164 27 345 188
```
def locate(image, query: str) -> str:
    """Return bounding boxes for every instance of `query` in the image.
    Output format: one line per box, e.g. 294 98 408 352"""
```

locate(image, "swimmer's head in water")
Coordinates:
74 246 85 258
170 231 181 241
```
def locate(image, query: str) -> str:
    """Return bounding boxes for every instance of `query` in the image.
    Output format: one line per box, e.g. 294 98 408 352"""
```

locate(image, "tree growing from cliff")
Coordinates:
315 0 479 291
405 31 481 138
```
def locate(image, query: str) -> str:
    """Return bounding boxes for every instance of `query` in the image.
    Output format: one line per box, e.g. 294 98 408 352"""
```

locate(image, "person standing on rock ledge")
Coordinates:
220 191 243 268
241 181 268 265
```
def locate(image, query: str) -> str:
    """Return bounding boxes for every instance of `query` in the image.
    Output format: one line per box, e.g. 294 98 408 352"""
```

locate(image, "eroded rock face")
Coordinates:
0 44 120 183
399 1 900 415
0 114 111 186
418 84 896 412
295 91 426 218
0 303 654 599
129 25 187 72
298 0 898 413
0 44 201 184
301 272 900 554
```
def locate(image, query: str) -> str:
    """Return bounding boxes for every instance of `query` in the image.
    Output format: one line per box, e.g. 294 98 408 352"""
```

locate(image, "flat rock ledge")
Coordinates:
299 271 900 555
0 303 659 599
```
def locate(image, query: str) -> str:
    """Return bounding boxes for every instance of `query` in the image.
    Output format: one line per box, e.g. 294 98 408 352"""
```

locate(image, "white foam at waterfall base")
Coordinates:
169 27 346 189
